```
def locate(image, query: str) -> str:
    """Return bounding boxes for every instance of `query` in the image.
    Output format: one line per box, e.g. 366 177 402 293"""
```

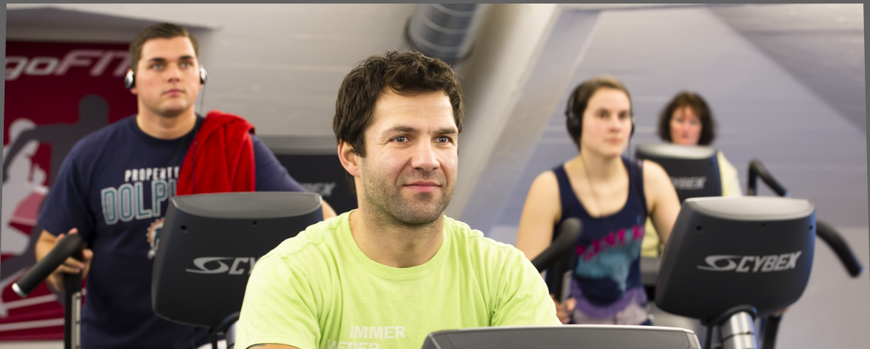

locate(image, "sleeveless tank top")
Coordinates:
552 156 649 323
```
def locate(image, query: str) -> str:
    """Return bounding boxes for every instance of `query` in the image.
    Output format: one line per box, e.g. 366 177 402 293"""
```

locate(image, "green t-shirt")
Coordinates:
236 211 560 349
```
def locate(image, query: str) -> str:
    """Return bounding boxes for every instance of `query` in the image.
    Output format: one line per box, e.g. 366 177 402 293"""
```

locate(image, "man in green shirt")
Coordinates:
236 50 561 349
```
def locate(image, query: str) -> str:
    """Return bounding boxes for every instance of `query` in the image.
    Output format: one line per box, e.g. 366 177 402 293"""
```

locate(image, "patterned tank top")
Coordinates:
551 156 650 324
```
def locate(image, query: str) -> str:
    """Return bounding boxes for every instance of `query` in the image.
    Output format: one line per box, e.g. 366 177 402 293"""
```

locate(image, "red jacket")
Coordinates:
176 111 256 195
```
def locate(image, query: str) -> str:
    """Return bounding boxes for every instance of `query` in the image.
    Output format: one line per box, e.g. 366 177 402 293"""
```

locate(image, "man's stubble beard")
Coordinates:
360 162 455 228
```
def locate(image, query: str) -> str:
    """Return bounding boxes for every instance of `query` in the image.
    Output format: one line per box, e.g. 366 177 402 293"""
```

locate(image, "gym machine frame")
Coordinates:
13 234 84 349
746 159 864 349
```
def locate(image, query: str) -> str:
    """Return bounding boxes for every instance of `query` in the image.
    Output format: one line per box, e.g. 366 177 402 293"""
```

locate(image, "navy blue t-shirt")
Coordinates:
37 115 306 349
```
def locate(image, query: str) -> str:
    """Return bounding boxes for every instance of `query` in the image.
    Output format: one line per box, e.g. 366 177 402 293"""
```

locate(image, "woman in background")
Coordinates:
641 91 742 257
516 76 680 325
658 91 741 196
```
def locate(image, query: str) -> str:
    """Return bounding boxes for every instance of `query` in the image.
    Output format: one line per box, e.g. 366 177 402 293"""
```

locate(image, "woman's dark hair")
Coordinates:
657 91 716 145
333 50 463 189
565 76 632 149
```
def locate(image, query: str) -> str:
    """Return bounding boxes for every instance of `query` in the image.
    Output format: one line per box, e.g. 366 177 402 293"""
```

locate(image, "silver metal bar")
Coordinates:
72 291 81 349
721 311 757 349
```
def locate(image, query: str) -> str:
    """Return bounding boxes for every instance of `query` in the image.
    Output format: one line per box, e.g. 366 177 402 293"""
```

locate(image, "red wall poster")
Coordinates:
2 41 136 340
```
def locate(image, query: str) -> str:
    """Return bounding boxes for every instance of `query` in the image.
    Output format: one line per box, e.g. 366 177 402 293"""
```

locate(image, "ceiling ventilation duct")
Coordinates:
404 4 489 66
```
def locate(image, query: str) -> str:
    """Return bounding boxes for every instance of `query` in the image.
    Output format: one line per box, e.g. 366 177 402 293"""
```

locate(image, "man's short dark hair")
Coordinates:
657 91 716 146
129 22 199 73
333 50 464 189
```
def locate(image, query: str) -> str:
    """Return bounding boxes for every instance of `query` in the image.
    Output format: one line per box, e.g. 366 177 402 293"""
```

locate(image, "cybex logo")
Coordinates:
697 251 802 273
186 257 259 275
671 176 707 190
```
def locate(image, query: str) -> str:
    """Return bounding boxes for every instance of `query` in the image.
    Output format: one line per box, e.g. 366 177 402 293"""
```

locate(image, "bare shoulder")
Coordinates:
517 169 562 255
529 170 559 196
640 159 677 206
524 170 561 218
641 159 671 184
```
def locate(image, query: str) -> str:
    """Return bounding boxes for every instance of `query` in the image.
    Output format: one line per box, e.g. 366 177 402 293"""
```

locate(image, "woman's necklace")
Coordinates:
580 155 605 219
578 155 620 240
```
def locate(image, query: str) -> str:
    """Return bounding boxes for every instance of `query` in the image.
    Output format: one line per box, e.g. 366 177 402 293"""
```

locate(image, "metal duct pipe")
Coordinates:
404 4 489 66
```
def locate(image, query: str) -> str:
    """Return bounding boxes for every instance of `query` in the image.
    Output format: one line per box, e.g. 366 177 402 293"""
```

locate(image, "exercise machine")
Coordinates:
151 192 324 349
636 143 864 348
422 325 700 349
657 196 814 349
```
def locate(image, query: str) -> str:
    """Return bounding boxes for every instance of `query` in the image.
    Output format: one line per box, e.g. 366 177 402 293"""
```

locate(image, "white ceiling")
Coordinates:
712 4 865 131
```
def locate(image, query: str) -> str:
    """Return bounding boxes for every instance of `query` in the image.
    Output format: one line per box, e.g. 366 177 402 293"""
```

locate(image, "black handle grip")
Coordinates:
816 220 864 277
531 218 582 301
748 159 789 197
13 233 83 297
532 218 582 272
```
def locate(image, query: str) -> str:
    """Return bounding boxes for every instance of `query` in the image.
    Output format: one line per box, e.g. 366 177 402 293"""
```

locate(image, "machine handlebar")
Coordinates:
747 159 863 277
816 220 864 277
13 233 83 297
531 218 582 301
748 159 789 197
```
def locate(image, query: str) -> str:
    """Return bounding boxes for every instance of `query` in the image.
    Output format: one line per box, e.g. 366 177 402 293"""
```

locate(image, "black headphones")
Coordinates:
564 85 635 142
124 66 208 89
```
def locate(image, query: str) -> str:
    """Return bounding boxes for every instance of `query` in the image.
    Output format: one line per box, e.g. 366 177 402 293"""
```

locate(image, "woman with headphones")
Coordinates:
516 76 680 325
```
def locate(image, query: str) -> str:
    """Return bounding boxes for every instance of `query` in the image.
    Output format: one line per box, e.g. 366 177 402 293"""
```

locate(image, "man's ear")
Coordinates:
338 141 361 178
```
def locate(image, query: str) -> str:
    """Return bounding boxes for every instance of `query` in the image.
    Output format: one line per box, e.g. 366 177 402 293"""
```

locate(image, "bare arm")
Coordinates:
321 200 337 219
515 171 561 260
35 229 93 292
642 160 681 246
516 171 574 323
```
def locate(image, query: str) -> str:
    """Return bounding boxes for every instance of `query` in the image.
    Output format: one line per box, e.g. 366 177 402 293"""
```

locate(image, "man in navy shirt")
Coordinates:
34 22 336 349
